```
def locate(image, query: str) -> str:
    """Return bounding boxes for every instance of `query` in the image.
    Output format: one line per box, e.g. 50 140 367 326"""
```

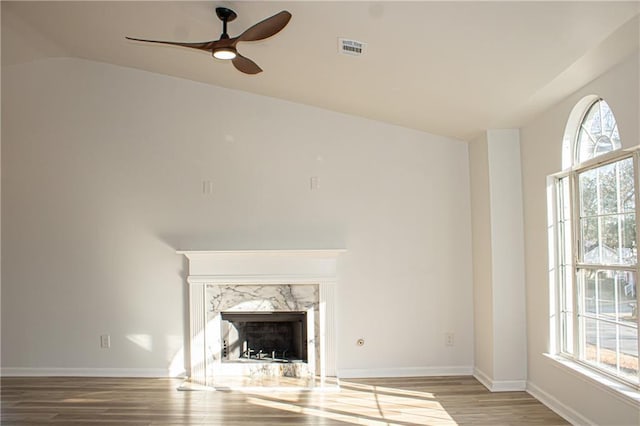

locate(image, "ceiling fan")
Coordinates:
126 7 291 75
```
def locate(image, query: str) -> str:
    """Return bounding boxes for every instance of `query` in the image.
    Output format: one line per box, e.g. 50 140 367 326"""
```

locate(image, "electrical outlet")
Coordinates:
445 332 454 347
100 334 111 349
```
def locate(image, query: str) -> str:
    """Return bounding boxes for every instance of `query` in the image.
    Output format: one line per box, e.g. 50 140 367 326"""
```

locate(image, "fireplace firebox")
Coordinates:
221 311 308 363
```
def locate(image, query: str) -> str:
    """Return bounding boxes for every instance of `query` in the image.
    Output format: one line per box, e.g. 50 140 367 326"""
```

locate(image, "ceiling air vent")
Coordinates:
338 38 366 56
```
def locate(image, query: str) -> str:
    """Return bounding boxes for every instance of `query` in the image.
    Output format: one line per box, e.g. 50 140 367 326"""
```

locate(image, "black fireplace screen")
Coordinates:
220 311 307 362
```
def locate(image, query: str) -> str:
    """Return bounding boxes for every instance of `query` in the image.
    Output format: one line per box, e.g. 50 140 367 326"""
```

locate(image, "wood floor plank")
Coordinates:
1 376 569 425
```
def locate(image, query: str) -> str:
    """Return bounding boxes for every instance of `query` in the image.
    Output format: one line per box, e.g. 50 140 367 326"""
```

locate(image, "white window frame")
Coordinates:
550 121 640 390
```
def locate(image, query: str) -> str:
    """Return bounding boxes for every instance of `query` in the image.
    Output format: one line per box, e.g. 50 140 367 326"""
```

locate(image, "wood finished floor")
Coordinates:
1 376 569 425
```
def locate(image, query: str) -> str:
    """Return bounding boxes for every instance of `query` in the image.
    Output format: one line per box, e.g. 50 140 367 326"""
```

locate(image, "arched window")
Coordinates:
576 99 621 163
552 97 639 387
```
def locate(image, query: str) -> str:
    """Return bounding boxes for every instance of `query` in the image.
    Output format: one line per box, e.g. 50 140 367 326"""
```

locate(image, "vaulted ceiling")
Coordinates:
3 1 639 140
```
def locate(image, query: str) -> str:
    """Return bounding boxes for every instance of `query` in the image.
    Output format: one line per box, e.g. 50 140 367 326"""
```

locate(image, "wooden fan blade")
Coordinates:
232 54 262 74
237 11 291 42
126 37 216 52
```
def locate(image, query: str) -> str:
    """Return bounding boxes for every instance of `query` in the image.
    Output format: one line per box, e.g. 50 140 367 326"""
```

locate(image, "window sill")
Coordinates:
544 353 640 407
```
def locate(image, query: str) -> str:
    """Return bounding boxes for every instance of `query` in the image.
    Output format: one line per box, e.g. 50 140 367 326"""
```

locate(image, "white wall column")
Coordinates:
470 129 527 391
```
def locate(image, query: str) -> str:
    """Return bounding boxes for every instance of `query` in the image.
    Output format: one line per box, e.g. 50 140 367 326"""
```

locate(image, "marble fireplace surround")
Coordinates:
178 249 344 388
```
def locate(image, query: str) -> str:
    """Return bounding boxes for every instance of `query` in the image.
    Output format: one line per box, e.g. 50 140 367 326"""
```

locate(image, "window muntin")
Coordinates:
577 100 621 164
578 158 637 266
554 98 639 387
557 176 575 355
578 268 638 382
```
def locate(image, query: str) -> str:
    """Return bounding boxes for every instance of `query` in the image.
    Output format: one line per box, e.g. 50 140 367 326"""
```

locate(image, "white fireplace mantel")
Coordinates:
177 249 345 387
177 249 345 284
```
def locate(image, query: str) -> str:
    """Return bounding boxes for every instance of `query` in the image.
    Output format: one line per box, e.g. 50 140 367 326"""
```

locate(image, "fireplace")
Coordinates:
178 249 343 388
207 283 317 380
221 311 308 362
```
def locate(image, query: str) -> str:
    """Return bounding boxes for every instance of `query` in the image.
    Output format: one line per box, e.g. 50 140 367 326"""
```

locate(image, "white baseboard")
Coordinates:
338 365 473 379
1 367 175 377
490 379 527 392
473 368 526 392
527 381 594 426
473 367 493 390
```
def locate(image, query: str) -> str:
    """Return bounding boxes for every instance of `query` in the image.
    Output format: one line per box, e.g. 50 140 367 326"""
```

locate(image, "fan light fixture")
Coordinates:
126 7 291 74
213 47 237 60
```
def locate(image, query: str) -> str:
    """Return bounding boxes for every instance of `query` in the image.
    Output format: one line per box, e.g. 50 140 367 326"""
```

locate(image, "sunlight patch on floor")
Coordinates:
247 396 393 425
246 384 457 426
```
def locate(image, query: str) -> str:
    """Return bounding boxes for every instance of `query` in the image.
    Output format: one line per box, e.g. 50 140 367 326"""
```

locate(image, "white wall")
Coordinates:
1 57 474 377
520 51 640 425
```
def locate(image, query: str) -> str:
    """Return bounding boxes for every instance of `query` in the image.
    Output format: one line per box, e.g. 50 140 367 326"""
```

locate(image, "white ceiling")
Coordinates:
2 1 639 141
